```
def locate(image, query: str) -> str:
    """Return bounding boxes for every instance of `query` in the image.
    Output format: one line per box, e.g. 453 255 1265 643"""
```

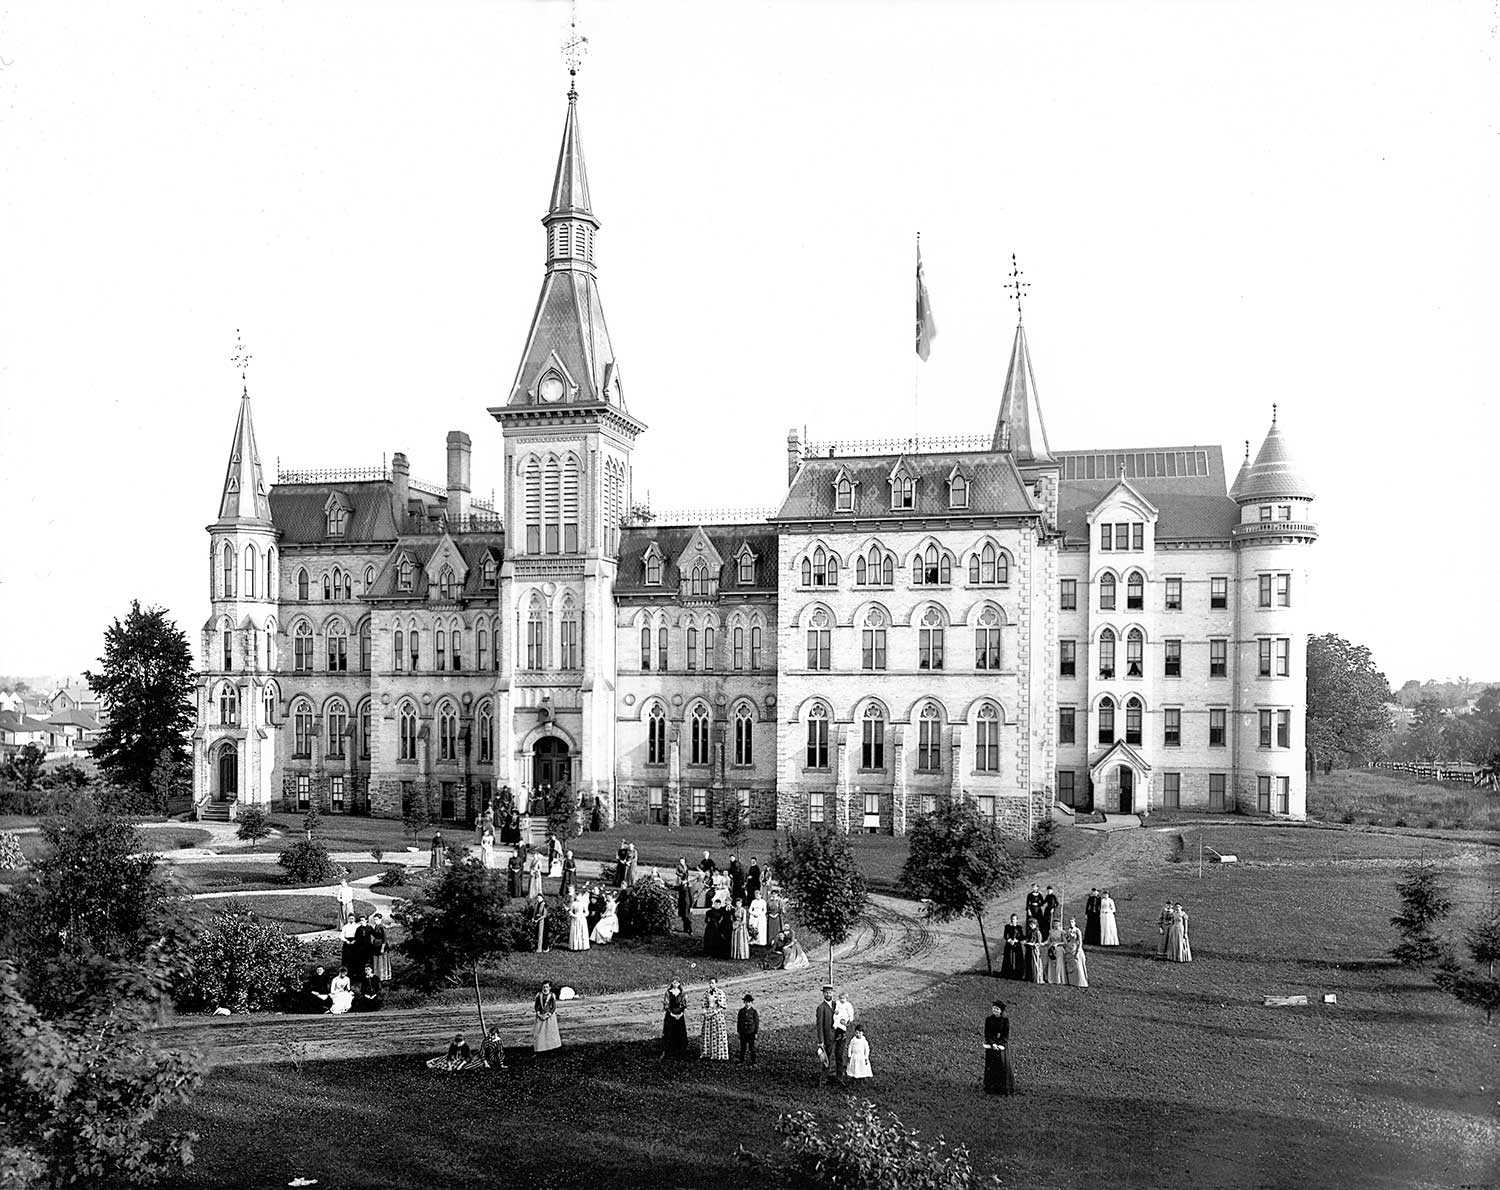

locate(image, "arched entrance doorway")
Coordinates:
1118 766 1134 814
215 743 238 802
533 736 571 794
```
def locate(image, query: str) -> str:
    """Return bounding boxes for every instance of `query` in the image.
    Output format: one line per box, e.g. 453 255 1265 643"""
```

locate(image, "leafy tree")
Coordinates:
1305 634 1393 776
1434 900 1500 1024
174 908 307 1013
235 805 272 851
617 878 676 938
545 784 579 841
1389 860 1453 967
402 794 431 843
395 857 518 1033
41 761 91 791
0 954 203 1187
302 800 322 840
2 743 46 791
0 831 27 870
777 1099 1001 1190
1031 816 1059 858
770 825 868 984
277 837 337 885
85 602 195 805
720 799 750 854
899 798 1022 974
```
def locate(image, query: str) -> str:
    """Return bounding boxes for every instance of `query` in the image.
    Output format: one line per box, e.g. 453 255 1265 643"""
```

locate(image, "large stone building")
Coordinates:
192 82 1316 831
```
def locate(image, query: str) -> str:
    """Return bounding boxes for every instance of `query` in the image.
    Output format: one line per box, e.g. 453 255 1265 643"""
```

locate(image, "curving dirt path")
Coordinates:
155 827 1176 1069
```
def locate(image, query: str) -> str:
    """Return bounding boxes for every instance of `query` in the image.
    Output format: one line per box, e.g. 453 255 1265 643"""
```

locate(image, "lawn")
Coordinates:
174 861 389 895
1308 767 1500 833
223 894 378 935
163 822 1497 1190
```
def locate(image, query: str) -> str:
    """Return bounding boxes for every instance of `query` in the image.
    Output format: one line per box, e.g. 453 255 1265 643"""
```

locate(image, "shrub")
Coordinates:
379 865 408 888
235 805 272 850
278 837 338 885
777 1099 1001 1190
0 831 26 870
1390 859 1453 966
301 802 322 839
1031 816 1059 859
617 878 677 939
175 908 307 1013
42 762 92 791
370 846 384 865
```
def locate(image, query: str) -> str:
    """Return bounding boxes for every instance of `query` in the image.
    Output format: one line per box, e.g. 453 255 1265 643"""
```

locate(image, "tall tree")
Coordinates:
1305 633 1392 776
85 602 196 807
899 798 1023 974
770 826 869 984
720 799 750 855
1389 859 1453 967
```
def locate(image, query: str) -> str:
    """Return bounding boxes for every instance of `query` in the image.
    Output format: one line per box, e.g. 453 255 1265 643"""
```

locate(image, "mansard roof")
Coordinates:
269 481 407 544
777 451 1036 522
616 525 778 595
1055 444 1240 544
364 537 503 602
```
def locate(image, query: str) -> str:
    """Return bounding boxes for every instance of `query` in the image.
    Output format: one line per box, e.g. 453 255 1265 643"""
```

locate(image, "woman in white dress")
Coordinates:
846 1025 873 1080
748 893 768 947
526 850 546 900
590 894 619 945
1062 917 1089 988
567 891 590 951
1167 903 1192 962
532 981 562 1053
327 967 354 1014
479 829 498 870
1099 889 1120 946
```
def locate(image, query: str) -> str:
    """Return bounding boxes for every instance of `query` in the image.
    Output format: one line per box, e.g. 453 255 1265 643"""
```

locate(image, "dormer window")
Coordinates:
481 556 497 588
398 558 414 592
438 565 456 600
892 475 915 510
689 561 710 597
835 478 854 512
644 552 663 585
737 553 754 585
949 475 969 509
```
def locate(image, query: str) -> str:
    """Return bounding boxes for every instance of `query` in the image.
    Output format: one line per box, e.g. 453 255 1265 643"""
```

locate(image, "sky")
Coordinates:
0 0 1494 688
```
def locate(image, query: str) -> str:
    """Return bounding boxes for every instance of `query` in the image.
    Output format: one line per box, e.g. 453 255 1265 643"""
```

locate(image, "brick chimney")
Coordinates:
446 431 472 523
786 428 802 487
391 452 410 524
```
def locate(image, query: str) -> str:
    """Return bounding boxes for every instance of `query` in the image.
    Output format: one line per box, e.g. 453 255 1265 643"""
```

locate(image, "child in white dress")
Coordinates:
845 1025 873 1080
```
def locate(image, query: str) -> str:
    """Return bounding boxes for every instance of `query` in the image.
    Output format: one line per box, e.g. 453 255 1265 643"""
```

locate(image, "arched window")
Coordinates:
806 703 829 769
562 454 580 552
265 620 277 670
477 703 493 764
856 556 866 584
645 554 662 585
687 626 698 671
438 702 458 762
704 625 715 670
358 700 371 760
1098 697 1116 744
398 558 414 592
293 699 314 756
658 625 669 672
750 624 762 669
917 702 942 772
222 543 235 598
730 624 744 670
975 704 1001 772
950 474 969 508
738 553 754 584
969 543 1007 586
861 703 885 770
689 704 711 766
800 557 812 586
919 606 945 671
326 699 348 760
835 476 854 511
524 456 542 553
438 565 456 600
407 622 421 671
244 544 257 598
647 703 667 765
327 503 346 537
1098 628 1116 678
326 621 348 672
810 546 836 587
450 624 463 672
526 600 545 670
435 628 447 671
221 621 233 671
393 628 405 672
481 556 497 588
218 682 239 727
334 567 348 601
1126 629 1144 678
1099 573 1116 611
1125 696 1143 745
974 606 1002 670
358 621 371 671
364 564 374 590
861 606 887 671
263 681 278 725
293 622 313 672
297 567 309 601
733 704 754 766
806 608 831 670
267 547 277 598
690 561 709 597
478 626 489 673
399 703 418 761
542 456 562 554
1127 570 1145 611
640 625 652 670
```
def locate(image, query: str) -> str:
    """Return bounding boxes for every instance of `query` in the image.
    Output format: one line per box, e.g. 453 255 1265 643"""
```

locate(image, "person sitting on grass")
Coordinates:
327 966 354 1015
764 926 810 972
479 1026 507 1071
354 964 383 1011
299 965 332 1013
590 892 619 945
426 1034 482 1072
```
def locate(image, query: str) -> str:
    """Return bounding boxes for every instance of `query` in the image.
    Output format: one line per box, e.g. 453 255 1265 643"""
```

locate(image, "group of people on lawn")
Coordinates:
298 902 391 1014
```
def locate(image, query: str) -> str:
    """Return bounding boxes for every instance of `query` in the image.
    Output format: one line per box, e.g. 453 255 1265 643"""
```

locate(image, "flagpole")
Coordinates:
913 232 920 450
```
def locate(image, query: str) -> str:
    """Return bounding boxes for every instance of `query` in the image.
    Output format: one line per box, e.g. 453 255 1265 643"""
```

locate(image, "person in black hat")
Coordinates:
736 993 760 1065
983 1001 1014 1095
815 984 839 1084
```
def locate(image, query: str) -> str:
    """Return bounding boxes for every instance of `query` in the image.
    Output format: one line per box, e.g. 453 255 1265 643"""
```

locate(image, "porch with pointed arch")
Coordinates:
1089 741 1152 817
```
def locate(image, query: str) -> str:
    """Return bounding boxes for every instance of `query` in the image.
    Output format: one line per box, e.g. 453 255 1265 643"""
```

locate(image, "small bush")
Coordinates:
379 865 408 888
278 837 338 884
370 846 384 865
236 804 273 850
777 1099 1001 1190
0 830 27 870
617 878 676 939
1031 817 1059 859
175 907 308 1013
1164 832 1186 864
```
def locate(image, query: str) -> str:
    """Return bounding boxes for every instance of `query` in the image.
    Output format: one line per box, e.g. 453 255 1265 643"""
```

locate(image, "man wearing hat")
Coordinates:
736 993 760 1065
815 984 840 1084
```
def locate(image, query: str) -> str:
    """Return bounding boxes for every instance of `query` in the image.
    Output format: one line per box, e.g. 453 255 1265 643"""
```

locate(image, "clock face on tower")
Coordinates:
538 376 565 404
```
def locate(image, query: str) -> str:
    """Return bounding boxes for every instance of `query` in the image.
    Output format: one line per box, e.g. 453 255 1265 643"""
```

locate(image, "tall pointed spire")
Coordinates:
548 87 593 222
218 331 271 523
991 323 1054 464
1228 439 1251 500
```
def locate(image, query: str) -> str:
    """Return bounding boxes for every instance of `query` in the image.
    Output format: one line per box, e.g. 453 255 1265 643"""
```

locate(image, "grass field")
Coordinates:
174 861 390 895
224 894 378 935
163 822 1497 1189
1308 767 1500 832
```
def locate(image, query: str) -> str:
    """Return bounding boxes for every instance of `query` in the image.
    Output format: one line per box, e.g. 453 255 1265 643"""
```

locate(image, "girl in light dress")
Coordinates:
699 978 730 1060
590 893 620 945
1062 916 1089 988
729 899 751 960
479 829 498 870
1099 890 1120 947
567 891 590 951
1044 922 1066 984
526 850 546 900
748 893 768 947
327 966 354 1014
845 1025 873 1080
1167 903 1193 962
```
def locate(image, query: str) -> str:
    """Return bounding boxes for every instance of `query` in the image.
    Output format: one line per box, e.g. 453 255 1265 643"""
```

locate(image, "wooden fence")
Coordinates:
1374 760 1490 786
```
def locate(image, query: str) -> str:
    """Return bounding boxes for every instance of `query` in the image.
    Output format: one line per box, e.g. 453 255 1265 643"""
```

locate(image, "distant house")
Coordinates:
45 708 103 754
48 686 101 717
0 709 66 759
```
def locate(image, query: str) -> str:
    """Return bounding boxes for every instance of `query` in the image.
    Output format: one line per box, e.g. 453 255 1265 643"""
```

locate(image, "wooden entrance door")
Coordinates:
216 746 238 801
532 736 571 793
1118 766 1134 813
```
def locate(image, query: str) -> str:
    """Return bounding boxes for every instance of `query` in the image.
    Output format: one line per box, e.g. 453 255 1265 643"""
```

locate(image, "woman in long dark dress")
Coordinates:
1083 889 1102 947
661 979 690 1058
999 914 1025 979
983 1001 1014 1095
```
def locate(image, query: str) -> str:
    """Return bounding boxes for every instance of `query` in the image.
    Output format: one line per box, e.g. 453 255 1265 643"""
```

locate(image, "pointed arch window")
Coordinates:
263 681 278 726
647 703 667 765
949 474 969 509
396 558 412 593
437 565 456 600
806 608 832 671
917 702 942 772
222 543 235 598
974 606 1003 670
293 699 314 757
267 547 277 598
806 703 830 769
640 625 652 670
861 607 887 671
1098 697 1116 745
559 600 578 670
658 625 669 672
526 600 545 670
358 621 371 671
297 567 309 602
704 625 715 671
645 553 663 586
976 704 1001 772
222 622 234 671
477 703 493 763
335 567 349 601
738 553 755 585
543 457 562 553
408 623 421 672
806 546 837 588
892 473 915 510
398 702 418 761
327 504 347 537
750 624 762 669
689 561 709 597
969 543 1008 586
1126 570 1145 611
218 682 239 727
1126 629 1144 678
477 626 490 673
393 628 405 673
323 573 332 601
1099 573 1116 611
1125 696 1143 746
326 621 348 672
687 625 699 672
243 544 258 598
563 454 580 552
435 628 447 671
861 703 886 770
733 704 754 766
732 624 745 670
293 622 313 673
835 477 854 512
326 699 348 760
919 606 945 670
524 456 542 553
914 544 951 586
358 699 371 759
438 702 458 762
364 564 374 591
689 704 711 766
1098 628 1116 679
481 556 497 589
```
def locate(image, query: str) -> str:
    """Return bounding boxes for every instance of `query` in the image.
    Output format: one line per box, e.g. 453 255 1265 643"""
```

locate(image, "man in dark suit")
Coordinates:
736 994 760 1065
1041 885 1061 938
728 854 746 905
1024 884 1044 931
815 985 840 1085
746 857 763 904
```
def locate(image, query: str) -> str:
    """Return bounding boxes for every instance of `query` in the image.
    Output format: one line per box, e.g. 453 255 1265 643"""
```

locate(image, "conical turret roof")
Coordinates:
1237 409 1313 502
1228 440 1251 500
991 323 1053 464
218 390 272 523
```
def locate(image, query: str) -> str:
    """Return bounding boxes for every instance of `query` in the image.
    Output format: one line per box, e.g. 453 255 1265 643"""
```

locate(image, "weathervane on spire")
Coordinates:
1005 254 1030 323
230 329 252 395
562 0 589 92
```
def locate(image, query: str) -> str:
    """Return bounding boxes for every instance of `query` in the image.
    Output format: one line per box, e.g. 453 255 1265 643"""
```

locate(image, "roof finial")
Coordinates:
1243 439 1250 463
1005 254 1030 324
230 328 252 396
1271 402 1278 427
562 0 588 96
